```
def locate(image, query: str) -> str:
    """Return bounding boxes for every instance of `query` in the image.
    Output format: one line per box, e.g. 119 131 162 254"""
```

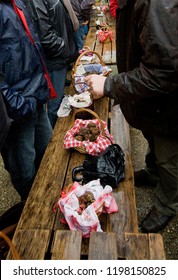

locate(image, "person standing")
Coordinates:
0 0 56 200
85 0 178 233
70 0 95 51
23 0 79 128
109 0 118 18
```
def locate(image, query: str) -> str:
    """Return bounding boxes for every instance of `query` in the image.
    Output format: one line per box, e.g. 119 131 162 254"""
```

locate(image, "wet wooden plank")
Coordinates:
85 27 116 65
7 230 50 260
85 26 97 51
109 103 138 235
51 230 82 260
14 116 72 231
88 232 117 259
148 233 166 260
90 8 116 27
125 233 150 260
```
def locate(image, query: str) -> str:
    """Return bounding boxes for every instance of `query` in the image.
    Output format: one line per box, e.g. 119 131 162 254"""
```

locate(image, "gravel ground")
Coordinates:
0 127 177 259
130 127 178 260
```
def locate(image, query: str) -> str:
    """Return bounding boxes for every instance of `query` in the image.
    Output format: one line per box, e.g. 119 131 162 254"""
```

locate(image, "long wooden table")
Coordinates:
6 6 165 260
7 93 165 260
85 8 116 65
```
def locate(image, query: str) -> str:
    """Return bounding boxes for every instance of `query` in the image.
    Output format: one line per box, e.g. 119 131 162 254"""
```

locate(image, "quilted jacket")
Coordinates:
104 0 178 136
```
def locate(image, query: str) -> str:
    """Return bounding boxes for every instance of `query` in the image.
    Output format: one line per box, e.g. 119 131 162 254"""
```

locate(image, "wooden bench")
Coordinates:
7 91 165 260
90 6 116 27
6 7 165 259
85 8 116 65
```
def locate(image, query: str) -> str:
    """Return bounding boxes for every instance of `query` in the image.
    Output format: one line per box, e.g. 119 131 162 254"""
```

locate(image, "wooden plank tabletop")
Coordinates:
90 7 116 27
85 6 116 65
85 26 116 65
7 95 165 259
6 13 165 259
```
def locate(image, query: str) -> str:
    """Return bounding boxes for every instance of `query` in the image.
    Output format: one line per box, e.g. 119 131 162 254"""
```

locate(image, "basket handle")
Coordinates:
81 45 91 51
0 231 20 260
71 108 105 135
73 50 105 76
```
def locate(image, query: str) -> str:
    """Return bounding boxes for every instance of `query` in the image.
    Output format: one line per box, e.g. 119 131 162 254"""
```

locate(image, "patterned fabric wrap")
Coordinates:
57 179 118 238
74 64 110 93
83 63 104 74
98 29 114 43
63 118 114 156
74 74 89 93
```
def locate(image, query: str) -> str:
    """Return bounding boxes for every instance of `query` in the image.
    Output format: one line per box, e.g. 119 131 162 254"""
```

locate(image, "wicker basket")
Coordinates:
69 49 109 96
72 49 107 77
79 45 92 54
97 26 114 43
0 231 20 259
70 108 107 154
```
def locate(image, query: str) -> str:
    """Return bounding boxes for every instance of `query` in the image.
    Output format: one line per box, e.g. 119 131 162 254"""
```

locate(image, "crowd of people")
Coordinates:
0 0 178 234
0 0 94 200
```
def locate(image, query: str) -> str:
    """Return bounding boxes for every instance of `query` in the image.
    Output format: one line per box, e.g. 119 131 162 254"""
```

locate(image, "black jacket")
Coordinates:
70 0 95 21
24 0 79 71
104 0 178 136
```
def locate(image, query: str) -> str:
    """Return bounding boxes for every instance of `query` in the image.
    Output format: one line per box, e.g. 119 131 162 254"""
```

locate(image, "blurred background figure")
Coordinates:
70 0 95 51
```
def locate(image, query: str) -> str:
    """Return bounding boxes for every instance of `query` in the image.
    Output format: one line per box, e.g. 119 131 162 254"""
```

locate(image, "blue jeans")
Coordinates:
1 105 52 200
48 67 68 128
74 21 85 51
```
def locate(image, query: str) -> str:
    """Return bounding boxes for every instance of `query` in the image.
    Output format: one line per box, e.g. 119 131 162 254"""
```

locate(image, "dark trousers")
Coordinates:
144 133 178 216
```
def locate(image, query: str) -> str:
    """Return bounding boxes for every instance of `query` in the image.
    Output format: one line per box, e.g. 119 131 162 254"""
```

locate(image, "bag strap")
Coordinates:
11 0 57 99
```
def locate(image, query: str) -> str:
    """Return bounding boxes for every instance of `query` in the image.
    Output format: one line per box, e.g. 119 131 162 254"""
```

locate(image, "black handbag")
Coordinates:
72 144 125 188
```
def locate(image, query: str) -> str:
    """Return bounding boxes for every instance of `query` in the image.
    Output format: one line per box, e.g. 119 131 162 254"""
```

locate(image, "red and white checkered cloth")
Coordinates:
63 119 114 156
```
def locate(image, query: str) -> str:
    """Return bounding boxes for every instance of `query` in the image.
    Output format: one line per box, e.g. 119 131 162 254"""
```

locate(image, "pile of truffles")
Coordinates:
77 191 95 214
74 122 100 142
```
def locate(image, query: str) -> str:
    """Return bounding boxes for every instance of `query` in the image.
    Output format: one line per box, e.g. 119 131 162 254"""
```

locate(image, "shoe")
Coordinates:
141 206 174 233
65 79 71 86
134 169 156 187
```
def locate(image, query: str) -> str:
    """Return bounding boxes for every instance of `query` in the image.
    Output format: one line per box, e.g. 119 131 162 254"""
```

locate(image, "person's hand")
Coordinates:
82 20 89 26
101 5 109 13
85 74 107 100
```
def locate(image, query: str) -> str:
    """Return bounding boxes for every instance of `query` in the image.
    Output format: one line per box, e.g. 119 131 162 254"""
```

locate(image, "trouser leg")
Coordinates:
34 105 53 170
1 106 52 200
143 133 159 185
153 135 178 216
48 67 68 128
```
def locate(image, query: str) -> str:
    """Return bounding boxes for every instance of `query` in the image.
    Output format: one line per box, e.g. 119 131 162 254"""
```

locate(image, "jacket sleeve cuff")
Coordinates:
104 76 113 98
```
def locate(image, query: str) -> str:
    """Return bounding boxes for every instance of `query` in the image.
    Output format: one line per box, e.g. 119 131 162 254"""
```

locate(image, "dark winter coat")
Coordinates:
0 0 50 121
104 0 178 136
0 73 11 150
23 0 79 72
70 0 95 21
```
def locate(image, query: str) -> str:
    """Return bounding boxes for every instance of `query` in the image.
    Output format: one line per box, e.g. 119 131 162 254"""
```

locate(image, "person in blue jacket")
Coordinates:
0 0 56 200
